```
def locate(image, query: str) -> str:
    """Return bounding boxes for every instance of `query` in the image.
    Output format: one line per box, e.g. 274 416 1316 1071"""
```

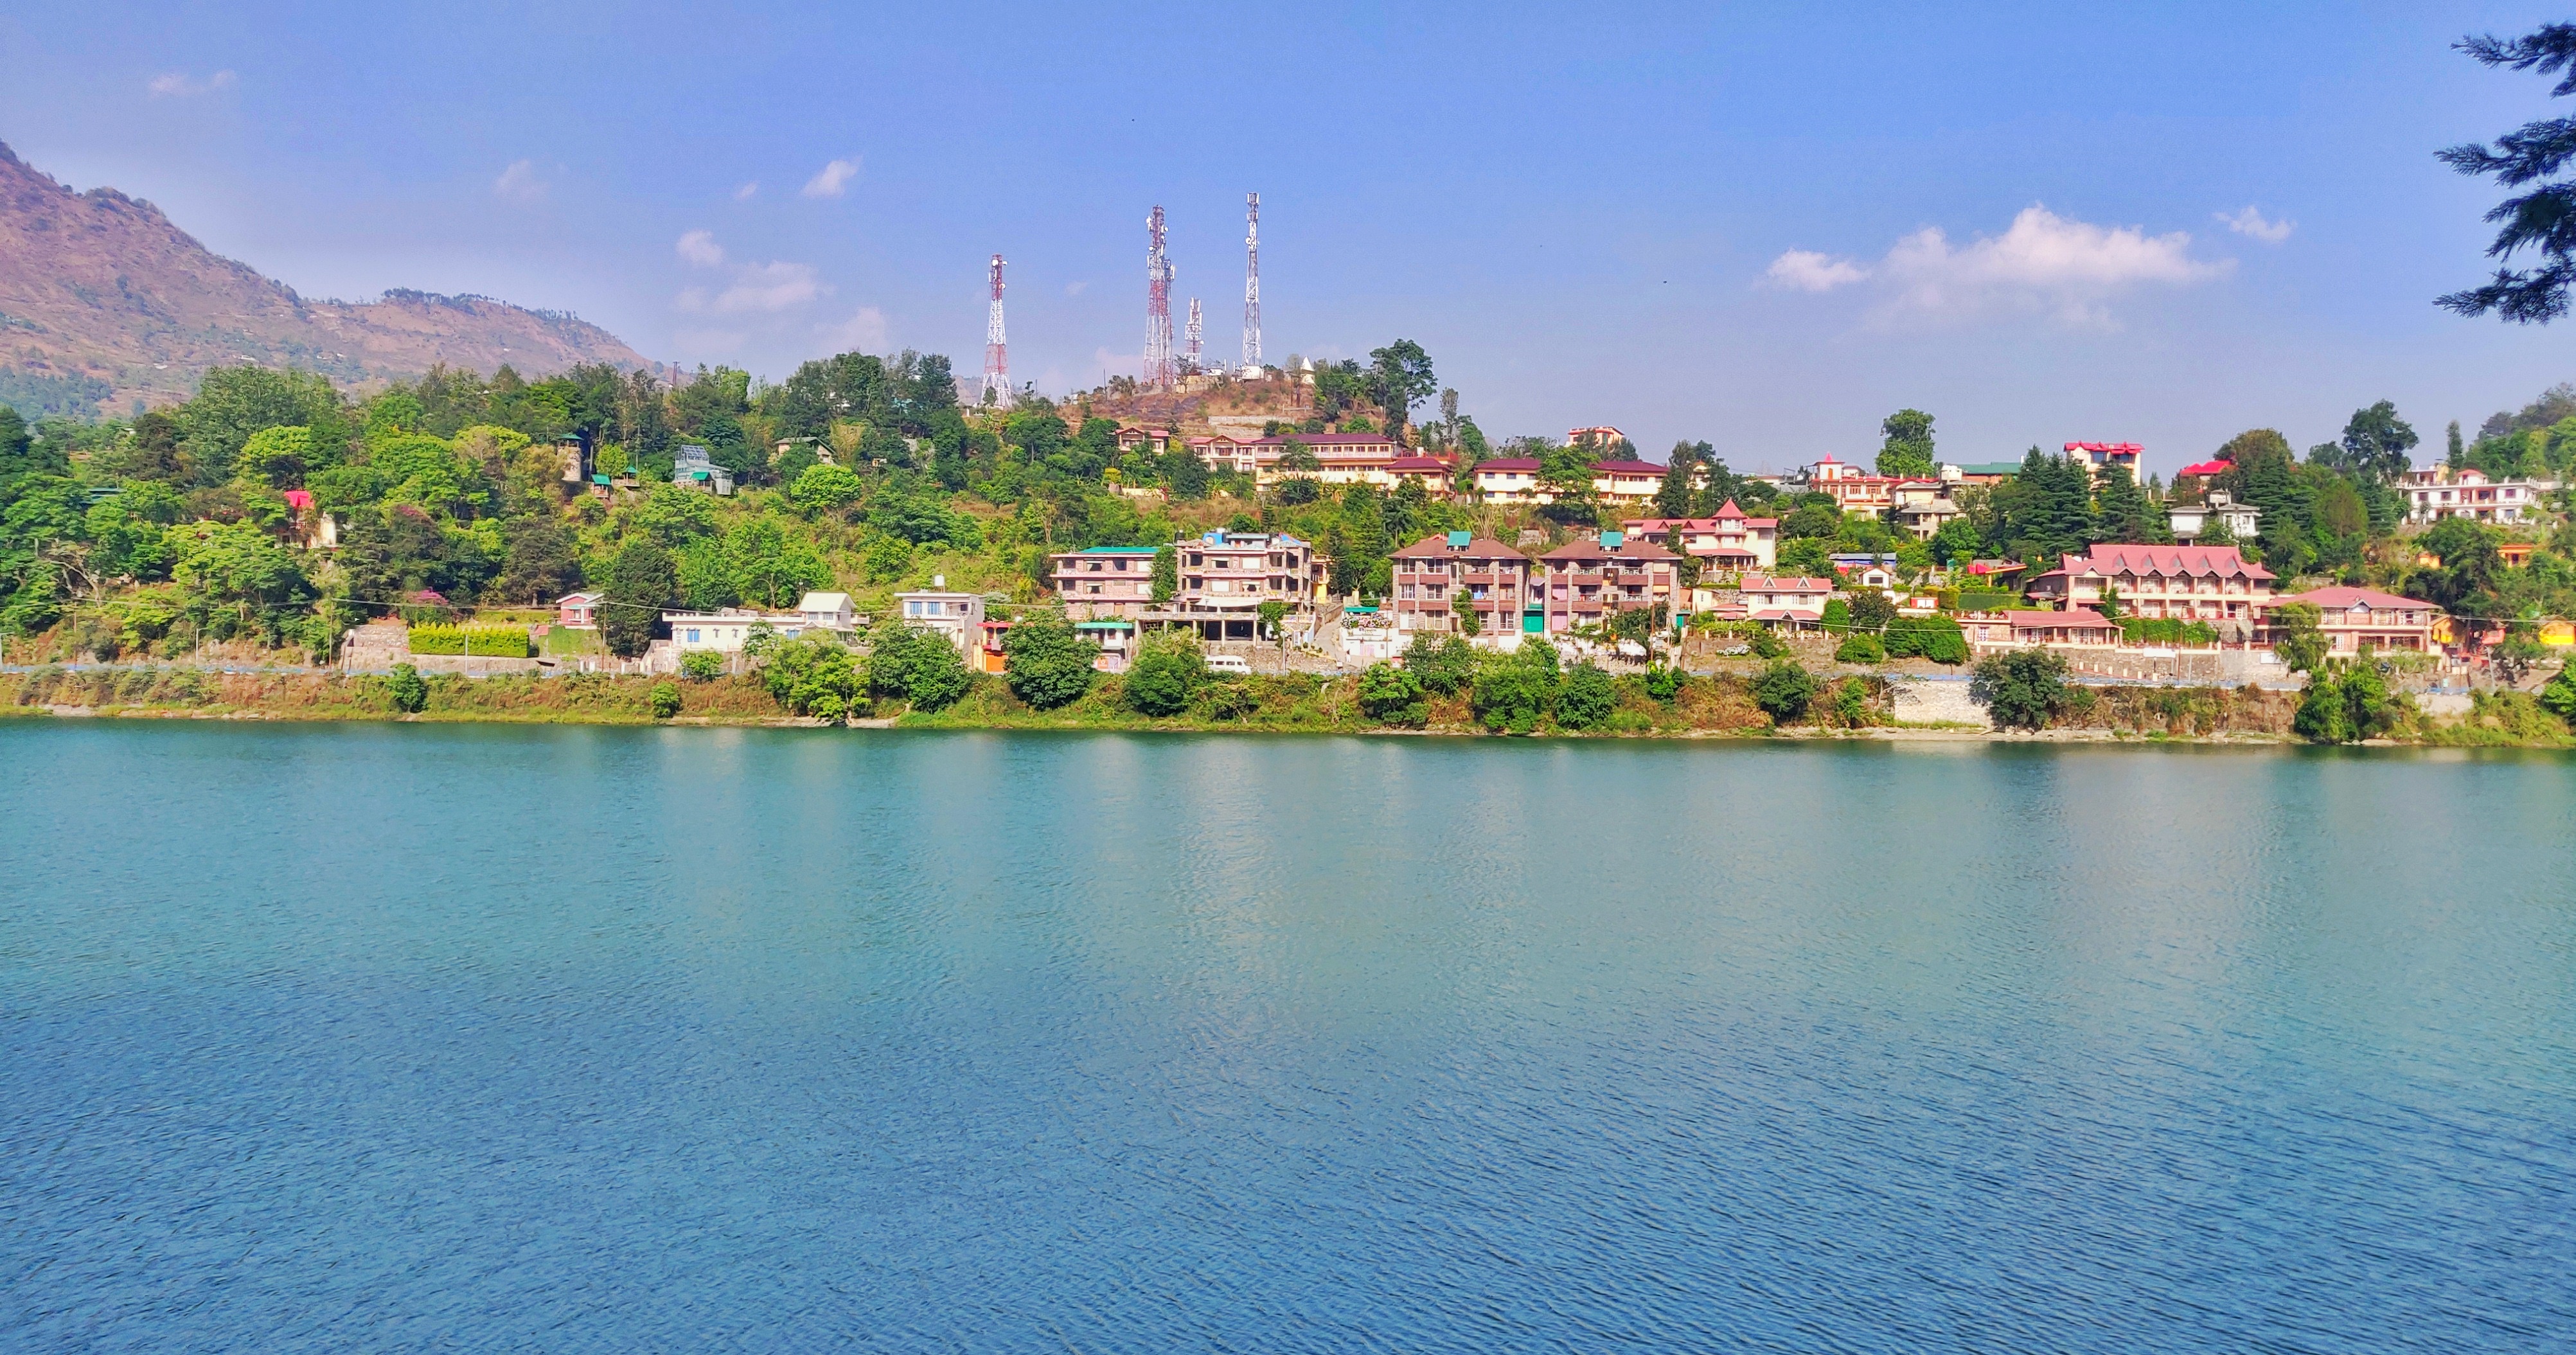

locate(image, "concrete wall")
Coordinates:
1889 677 1988 725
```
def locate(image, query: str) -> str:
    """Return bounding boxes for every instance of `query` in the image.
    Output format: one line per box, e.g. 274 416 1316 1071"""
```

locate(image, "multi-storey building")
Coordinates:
1590 459 1669 504
2065 441 2143 481
1727 575 1834 624
2400 465 2557 524
1173 530 1320 640
1889 479 1964 539
2266 586 2440 654
1049 545 1161 620
1389 532 1537 637
1622 500 1779 572
1187 432 1408 486
1532 531 1681 633
1800 456 1900 512
2025 545 2277 632
1471 457 1671 505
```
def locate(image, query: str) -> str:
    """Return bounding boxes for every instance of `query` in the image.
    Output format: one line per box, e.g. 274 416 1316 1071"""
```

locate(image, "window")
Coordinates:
686 629 702 643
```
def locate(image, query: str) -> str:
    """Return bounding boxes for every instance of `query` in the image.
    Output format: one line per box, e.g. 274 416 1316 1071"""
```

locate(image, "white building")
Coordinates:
671 443 735 495
795 591 855 632
2168 490 2261 544
893 586 985 653
2401 466 2557 524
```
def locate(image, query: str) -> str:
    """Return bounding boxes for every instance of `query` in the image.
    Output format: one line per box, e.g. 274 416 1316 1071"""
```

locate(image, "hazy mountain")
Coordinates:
0 139 650 418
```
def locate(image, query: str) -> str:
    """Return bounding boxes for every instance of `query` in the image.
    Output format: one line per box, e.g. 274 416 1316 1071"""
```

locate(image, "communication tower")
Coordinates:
981 254 1009 406
1184 297 1202 371
1241 192 1261 372
1144 207 1175 388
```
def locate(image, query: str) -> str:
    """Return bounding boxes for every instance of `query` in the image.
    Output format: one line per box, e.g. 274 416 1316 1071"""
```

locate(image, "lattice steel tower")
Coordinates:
1144 207 1175 388
1241 192 1261 371
1184 297 1202 371
981 254 1009 406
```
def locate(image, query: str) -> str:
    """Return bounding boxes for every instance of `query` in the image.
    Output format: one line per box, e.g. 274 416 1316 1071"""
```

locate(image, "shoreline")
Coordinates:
10 702 2559 752
4 666 2566 750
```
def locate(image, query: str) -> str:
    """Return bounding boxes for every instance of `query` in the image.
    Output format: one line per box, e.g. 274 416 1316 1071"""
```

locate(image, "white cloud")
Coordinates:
712 261 824 314
2217 206 2294 244
676 229 726 267
818 306 888 352
148 70 235 98
492 160 547 202
1763 249 1869 293
1065 280 1088 297
1770 204 2231 328
733 181 759 201
801 157 861 199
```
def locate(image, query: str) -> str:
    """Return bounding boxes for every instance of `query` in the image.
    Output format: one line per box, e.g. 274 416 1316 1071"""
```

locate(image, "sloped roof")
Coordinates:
1739 575 1833 593
1473 457 1543 472
1390 533 1525 560
2070 545 2275 581
2279 586 2432 613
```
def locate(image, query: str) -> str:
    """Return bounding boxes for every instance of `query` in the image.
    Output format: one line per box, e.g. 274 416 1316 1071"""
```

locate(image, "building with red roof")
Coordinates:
1962 608 2121 654
1534 531 1681 633
1470 457 1670 505
2266 586 2440 655
2027 545 2277 635
1390 531 1536 637
1622 499 1779 571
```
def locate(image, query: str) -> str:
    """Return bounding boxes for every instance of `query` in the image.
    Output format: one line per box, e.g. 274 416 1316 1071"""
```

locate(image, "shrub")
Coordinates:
1834 633 1885 664
1124 636 1205 717
386 663 427 714
1404 633 1475 694
1357 662 1427 726
648 682 684 720
760 635 864 721
680 651 725 682
2298 660 2405 743
1556 661 1618 730
1002 617 1099 709
2293 669 2348 743
1884 615 1969 664
867 623 973 712
1833 677 1872 727
1751 660 1818 724
1820 598 1852 633
1747 627 1790 660
2541 665 2576 725
1470 650 1557 733
406 624 467 655
1644 664 1685 702
466 627 531 658
1969 650 2071 731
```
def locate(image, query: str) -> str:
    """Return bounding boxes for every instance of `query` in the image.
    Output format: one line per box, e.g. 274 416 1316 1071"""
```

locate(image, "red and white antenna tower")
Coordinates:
1184 297 1202 371
981 253 1009 406
1241 192 1261 372
1144 206 1175 388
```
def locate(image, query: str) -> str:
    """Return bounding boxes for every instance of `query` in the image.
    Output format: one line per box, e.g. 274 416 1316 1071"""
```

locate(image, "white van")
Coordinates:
1205 654 1253 676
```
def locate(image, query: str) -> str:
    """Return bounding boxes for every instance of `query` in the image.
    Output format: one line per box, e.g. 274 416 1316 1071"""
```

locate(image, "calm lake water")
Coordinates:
3 724 2573 1352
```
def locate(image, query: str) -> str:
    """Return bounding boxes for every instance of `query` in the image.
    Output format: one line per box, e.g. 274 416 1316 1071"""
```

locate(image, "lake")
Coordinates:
3 723 2572 1352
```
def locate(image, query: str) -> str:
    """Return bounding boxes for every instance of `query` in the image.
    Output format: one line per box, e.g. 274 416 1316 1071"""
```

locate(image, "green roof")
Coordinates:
1957 462 2023 475
1073 620 1135 630
1079 545 1159 553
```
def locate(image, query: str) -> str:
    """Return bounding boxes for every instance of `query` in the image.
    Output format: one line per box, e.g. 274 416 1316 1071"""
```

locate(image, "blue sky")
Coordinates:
5 2 2573 475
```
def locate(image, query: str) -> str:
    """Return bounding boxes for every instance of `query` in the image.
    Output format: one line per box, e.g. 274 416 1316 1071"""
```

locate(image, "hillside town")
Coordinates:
3 345 2573 741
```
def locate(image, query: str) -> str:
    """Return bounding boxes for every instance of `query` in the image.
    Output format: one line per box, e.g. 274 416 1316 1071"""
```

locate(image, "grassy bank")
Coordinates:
4 664 2567 747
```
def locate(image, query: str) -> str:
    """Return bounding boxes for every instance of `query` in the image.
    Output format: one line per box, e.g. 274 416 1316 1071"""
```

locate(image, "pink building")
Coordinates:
1625 500 1780 572
1390 532 1536 637
557 592 601 628
1726 575 1833 624
1534 532 1681 632
2027 545 2277 635
1962 609 2120 654
2267 586 2440 654
1049 545 1162 620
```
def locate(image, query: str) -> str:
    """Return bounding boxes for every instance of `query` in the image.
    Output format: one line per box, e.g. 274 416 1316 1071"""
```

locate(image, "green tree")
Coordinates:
1654 442 1703 518
2271 601 2331 673
1833 677 1873 727
2340 660 2404 739
760 635 864 720
1820 598 1852 632
1151 544 1178 604
601 539 676 659
1124 633 1205 716
1777 538 1836 577
2322 400 2421 481
2091 465 2163 544
791 463 867 513
386 664 429 714
1969 649 2072 731
2438 24 2576 322
1357 662 1428 726
1877 408 1937 477
2538 664 2576 724
2293 667 2350 742
495 515 582 604
180 366 341 485
1405 632 1474 695
1835 633 1885 664
1752 659 1819 724
1366 339 1437 432
648 681 684 719
1002 616 1098 709
1557 660 1618 729
680 651 724 682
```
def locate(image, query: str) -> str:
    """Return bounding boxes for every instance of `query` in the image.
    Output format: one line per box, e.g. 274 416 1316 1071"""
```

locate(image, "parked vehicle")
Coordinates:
1206 654 1253 676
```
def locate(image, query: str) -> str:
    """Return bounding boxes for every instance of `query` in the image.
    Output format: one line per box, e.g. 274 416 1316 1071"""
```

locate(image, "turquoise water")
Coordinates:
4 724 2573 1352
